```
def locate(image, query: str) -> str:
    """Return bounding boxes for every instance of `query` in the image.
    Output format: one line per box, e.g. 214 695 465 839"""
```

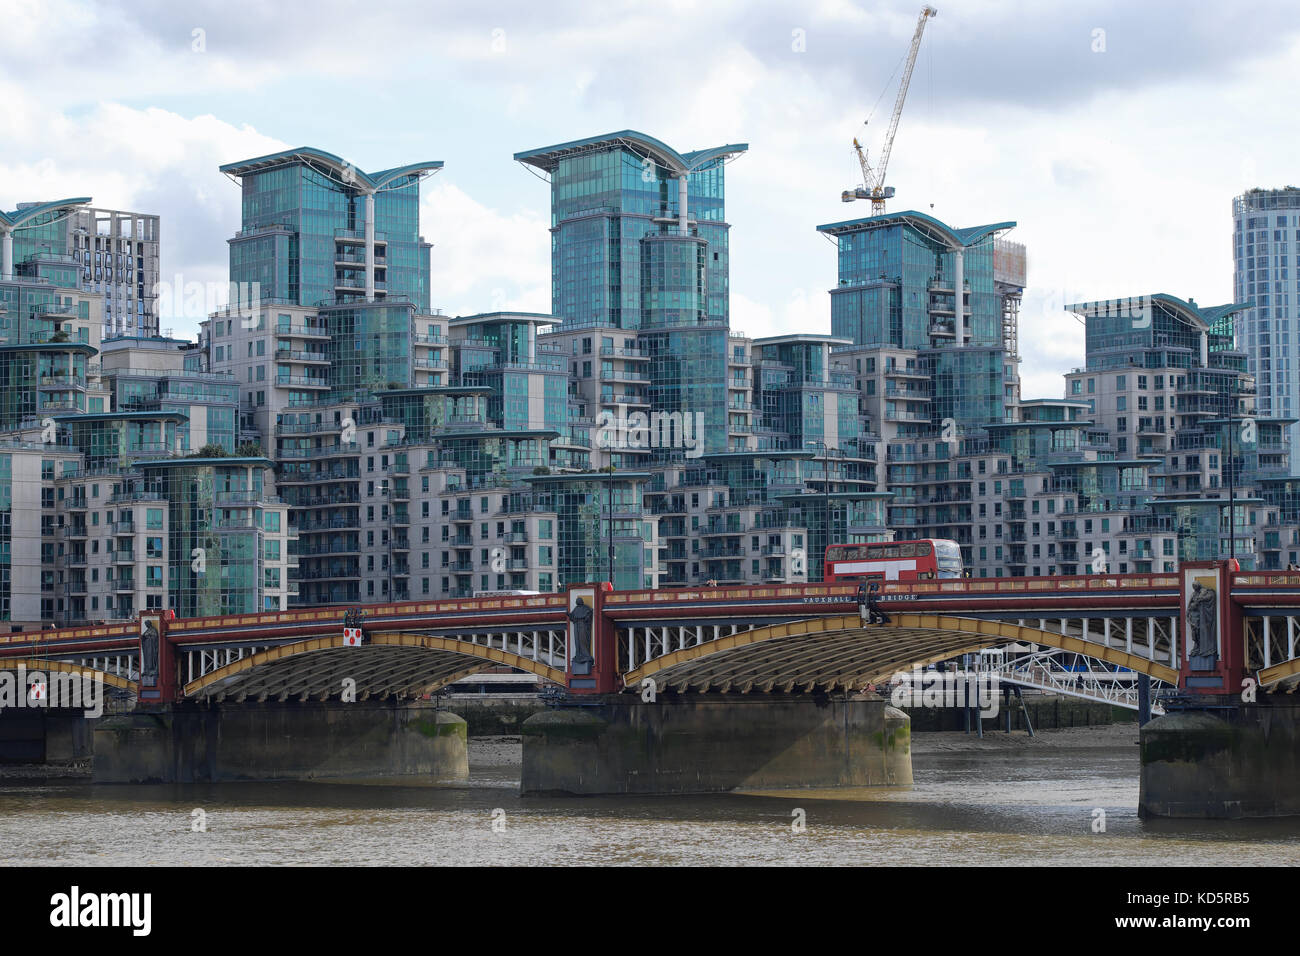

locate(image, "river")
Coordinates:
2 727 1298 866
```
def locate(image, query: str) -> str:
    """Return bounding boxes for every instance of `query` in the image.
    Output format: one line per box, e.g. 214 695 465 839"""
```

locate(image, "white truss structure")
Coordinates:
970 647 1169 713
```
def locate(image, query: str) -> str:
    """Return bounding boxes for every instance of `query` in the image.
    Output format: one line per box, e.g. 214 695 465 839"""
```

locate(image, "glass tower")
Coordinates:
219 148 442 312
516 132 747 457
1234 187 1300 471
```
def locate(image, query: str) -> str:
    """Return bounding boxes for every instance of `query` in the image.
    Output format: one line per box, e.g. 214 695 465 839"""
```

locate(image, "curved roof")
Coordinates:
1065 294 1250 332
0 342 98 356
0 198 92 231
1153 295 1249 331
515 130 748 175
219 148 442 192
817 209 1016 248
1151 294 1211 331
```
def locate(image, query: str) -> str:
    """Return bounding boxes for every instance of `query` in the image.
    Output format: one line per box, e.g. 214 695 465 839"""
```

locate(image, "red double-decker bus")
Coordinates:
824 539 963 583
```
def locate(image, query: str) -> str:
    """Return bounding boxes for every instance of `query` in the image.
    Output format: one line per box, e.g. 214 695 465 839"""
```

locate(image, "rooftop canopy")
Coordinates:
515 130 748 176
453 311 558 326
1065 294 1251 333
816 209 1016 248
752 333 855 347
219 148 442 193
0 198 92 232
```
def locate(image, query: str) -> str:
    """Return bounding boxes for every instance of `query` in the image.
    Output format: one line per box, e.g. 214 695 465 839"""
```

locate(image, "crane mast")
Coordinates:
843 5 937 215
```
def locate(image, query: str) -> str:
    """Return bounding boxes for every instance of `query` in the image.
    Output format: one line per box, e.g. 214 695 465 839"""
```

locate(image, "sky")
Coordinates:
2 0 1298 400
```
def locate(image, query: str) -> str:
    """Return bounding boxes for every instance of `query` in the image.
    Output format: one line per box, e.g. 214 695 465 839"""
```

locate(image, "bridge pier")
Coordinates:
92 700 468 784
0 709 97 765
521 694 910 796
1140 701 1300 818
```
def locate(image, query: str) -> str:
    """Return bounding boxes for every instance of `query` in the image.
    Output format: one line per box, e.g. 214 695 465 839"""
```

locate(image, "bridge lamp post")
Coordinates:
1226 376 1243 568
602 463 616 586
381 477 393 600
811 440 837 579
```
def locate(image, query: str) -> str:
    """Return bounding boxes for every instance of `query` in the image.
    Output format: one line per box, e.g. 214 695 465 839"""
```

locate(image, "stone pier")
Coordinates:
521 694 910 795
93 700 468 784
1140 701 1300 818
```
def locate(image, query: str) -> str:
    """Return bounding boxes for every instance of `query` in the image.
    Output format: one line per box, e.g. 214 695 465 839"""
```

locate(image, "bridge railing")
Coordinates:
168 592 569 636
1231 572 1300 591
0 621 137 649
605 573 1181 607
879 573 1179 597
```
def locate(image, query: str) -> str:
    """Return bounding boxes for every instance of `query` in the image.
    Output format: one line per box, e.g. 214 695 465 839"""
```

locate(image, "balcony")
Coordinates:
600 346 648 360
276 375 330 389
277 420 346 436
275 324 331 339
38 374 87 390
108 490 163 504
275 348 330 364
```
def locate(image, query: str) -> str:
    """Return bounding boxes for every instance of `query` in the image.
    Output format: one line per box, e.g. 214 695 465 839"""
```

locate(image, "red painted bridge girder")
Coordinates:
7 570 1300 700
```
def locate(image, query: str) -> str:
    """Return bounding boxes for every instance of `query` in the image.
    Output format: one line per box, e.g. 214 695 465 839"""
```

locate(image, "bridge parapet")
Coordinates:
11 570 1300 703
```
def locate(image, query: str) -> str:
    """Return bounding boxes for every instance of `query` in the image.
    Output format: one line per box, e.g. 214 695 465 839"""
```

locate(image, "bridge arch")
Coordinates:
621 613 1180 694
183 632 566 701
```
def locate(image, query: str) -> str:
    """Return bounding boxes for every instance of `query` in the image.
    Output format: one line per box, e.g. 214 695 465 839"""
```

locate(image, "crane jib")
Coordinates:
844 5 937 211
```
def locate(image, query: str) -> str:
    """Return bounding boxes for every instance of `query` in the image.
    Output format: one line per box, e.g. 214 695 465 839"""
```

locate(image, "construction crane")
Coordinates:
842 5 937 214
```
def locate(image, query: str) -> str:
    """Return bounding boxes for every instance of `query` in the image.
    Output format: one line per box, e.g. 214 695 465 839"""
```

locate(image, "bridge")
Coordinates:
10 567 1300 702
5 562 1300 813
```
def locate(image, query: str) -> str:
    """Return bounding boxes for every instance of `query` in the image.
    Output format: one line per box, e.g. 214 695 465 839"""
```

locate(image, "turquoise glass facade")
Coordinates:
530 139 735 331
517 132 746 460
222 150 436 311
821 211 1010 350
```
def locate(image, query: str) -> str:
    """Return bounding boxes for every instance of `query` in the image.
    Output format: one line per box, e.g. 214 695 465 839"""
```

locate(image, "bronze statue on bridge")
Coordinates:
1187 581 1219 667
569 598 594 675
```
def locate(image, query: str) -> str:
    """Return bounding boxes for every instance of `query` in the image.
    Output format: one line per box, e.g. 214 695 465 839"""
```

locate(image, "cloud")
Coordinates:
422 182 550 317
0 95 285 337
2 0 1297 409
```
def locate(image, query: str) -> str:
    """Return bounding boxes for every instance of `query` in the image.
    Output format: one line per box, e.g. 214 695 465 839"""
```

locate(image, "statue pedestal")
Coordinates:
1189 655 1218 672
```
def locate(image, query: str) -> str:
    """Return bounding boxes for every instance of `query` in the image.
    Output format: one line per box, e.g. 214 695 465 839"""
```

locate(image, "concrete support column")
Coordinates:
1200 331 1209 367
1141 703 1300 818
93 700 467 784
952 245 965 346
364 191 376 300
1 230 12 280
677 174 689 236
522 694 910 795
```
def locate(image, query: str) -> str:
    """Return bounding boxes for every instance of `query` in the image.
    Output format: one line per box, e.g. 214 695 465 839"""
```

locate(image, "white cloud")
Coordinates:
422 182 550 317
1 0 1296 407
0 95 286 337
